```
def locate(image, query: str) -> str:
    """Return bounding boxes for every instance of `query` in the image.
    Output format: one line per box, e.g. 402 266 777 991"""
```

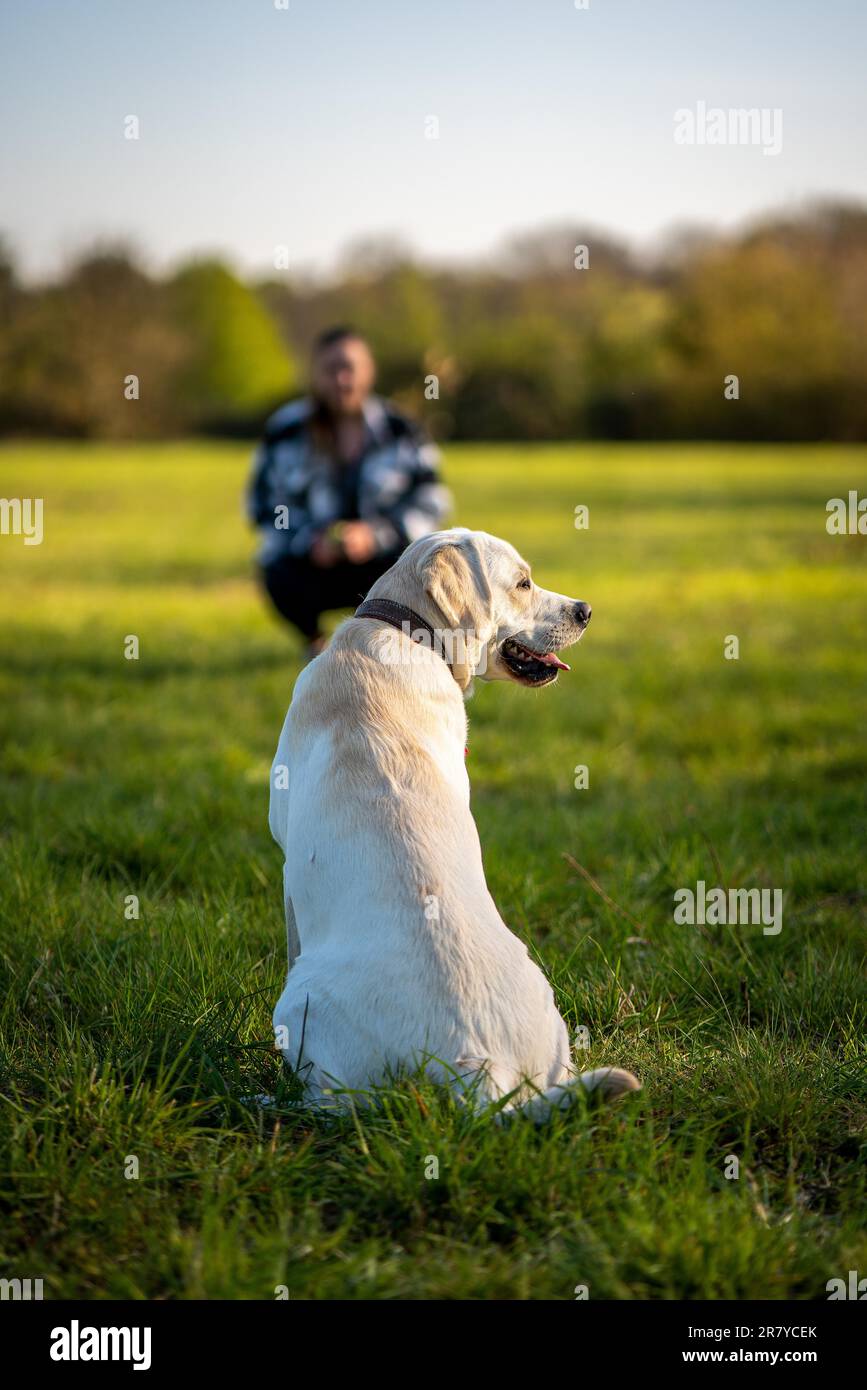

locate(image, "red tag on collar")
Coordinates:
465 746 469 757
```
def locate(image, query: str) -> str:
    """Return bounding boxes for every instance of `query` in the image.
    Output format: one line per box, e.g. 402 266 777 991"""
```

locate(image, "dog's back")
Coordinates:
270 620 573 1104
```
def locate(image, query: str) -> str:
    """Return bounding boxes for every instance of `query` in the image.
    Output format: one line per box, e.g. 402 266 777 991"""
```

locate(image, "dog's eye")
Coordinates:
516 577 532 590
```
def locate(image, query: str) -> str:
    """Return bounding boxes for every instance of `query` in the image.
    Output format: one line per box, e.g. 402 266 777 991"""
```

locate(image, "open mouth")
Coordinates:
499 638 571 686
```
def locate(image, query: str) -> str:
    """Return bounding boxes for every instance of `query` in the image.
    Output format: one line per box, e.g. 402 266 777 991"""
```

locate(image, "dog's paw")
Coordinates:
579 1067 642 1101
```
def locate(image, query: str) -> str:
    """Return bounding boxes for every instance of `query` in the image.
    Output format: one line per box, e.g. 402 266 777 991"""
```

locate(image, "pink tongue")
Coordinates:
537 651 571 671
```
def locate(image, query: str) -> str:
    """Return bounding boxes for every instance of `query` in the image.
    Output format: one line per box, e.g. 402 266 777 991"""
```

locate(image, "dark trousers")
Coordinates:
261 548 404 641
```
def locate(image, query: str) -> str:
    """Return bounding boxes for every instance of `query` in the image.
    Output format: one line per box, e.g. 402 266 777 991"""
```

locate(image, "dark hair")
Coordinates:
312 324 367 354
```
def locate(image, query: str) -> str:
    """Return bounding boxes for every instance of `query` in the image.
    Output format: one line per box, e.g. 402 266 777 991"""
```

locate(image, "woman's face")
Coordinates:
311 337 376 416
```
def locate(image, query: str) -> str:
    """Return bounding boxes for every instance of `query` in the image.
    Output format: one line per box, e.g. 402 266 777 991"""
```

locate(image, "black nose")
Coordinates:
574 601 591 626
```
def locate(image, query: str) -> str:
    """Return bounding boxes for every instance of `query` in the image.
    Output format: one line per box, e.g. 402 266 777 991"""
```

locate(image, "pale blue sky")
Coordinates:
1 0 864 281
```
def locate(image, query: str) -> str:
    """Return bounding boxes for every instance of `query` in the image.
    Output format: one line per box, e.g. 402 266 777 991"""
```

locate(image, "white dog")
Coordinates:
270 528 640 1119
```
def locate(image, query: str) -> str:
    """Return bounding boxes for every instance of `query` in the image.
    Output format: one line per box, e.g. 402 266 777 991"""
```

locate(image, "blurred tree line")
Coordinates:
1 200 865 441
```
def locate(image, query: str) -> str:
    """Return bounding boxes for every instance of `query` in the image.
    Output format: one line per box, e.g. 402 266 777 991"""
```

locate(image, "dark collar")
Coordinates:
354 598 447 665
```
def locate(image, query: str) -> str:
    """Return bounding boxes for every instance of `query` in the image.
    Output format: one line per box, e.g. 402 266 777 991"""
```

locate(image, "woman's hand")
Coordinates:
341 521 377 563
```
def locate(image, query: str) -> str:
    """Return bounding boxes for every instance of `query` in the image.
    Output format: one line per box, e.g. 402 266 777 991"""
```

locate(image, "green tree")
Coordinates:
667 241 849 439
169 260 295 431
0 248 186 437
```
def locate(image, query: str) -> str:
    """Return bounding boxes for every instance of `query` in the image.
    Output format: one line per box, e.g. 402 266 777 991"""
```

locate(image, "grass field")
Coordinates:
1 439 865 1301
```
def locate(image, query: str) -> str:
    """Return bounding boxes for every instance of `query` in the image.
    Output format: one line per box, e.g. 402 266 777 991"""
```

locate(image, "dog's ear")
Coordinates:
419 538 493 691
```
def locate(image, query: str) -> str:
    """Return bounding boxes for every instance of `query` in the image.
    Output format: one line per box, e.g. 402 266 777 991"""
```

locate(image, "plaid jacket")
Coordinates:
247 396 451 565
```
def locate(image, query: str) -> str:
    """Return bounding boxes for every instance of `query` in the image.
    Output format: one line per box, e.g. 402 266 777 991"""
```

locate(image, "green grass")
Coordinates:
1 439 865 1300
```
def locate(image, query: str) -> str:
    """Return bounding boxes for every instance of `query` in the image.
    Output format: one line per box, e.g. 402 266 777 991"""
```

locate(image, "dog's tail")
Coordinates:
497 1066 641 1124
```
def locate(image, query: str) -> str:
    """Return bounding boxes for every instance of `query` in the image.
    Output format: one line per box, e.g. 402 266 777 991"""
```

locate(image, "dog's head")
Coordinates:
371 528 591 693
